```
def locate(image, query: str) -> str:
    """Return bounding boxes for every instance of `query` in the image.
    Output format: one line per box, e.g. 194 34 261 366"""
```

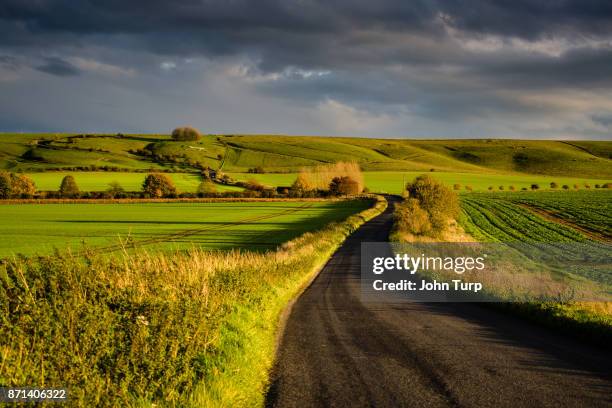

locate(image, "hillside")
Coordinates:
1 133 611 178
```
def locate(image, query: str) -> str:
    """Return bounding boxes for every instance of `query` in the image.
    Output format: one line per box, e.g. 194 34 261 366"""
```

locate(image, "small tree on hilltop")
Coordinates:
171 126 201 141
142 173 177 198
59 175 80 198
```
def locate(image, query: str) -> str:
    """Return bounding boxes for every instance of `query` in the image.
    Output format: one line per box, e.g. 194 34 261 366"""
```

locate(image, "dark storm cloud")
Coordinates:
1 0 611 137
35 56 80 76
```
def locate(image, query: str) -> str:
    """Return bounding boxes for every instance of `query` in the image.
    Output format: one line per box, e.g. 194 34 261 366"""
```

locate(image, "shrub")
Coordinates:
574 183 580 190
107 181 125 198
197 181 217 196
297 162 363 192
394 198 432 236
595 184 600 189
550 182 558 189
0 171 11 198
562 184 569 190
247 166 265 174
244 179 266 192
453 183 461 190
142 173 177 198
603 183 612 189
584 183 591 189
530 184 540 191
290 173 314 196
10 174 36 198
329 176 360 195
488 186 494 191
59 175 80 198
405 175 459 234
498 185 504 191
171 126 201 141
509 185 516 191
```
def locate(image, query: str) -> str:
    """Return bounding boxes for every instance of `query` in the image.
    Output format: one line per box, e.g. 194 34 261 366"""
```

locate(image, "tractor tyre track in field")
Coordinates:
266 195 612 408
82 203 315 255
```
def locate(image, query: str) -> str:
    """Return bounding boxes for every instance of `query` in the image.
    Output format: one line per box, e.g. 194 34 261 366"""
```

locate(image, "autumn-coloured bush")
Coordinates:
142 173 177 197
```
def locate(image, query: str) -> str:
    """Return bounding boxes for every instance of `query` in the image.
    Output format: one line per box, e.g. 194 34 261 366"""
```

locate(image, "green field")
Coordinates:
2 133 611 178
229 171 610 193
25 171 242 192
459 191 611 285
0 200 370 257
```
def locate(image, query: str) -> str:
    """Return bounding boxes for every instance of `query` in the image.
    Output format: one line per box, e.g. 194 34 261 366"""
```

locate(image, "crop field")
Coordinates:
0 200 370 257
24 171 242 192
459 191 611 285
228 171 610 193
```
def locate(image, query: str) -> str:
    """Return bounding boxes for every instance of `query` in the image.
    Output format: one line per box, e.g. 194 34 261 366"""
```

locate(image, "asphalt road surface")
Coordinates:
266 196 612 408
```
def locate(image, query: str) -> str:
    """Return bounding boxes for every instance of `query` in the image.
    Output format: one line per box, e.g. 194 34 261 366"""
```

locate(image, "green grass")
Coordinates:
227 171 611 193
2 133 611 178
25 172 242 193
0 200 371 257
0 197 387 407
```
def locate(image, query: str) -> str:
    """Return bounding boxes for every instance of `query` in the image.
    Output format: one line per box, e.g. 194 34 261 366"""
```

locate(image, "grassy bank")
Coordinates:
0 196 387 407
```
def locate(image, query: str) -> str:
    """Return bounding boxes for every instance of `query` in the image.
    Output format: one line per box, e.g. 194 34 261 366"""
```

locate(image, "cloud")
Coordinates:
0 1 611 138
35 57 80 77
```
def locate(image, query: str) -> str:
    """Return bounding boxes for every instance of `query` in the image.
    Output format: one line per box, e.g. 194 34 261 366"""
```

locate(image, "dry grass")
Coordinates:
298 162 364 192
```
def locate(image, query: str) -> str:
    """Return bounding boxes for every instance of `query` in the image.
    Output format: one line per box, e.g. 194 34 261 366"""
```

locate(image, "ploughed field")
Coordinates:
0 200 370 257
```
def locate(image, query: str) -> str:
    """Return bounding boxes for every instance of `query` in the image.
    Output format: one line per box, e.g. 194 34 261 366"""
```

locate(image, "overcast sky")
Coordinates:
1 1 612 139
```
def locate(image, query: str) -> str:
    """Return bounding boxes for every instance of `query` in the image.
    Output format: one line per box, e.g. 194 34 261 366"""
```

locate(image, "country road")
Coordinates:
266 196 612 408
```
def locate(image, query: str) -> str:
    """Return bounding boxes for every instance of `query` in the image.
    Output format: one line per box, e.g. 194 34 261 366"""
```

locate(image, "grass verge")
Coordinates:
0 195 387 407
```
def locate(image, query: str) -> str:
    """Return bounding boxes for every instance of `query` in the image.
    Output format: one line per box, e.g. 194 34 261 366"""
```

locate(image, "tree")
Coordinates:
142 173 176 197
562 184 569 190
197 181 217 196
59 175 80 197
107 181 125 198
530 184 540 191
550 182 558 189
498 185 504 191
171 126 201 141
405 175 459 234
10 174 36 198
0 171 11 199
291 173 314 196
329 176 360 195
509 185 516 191
573 183 580 190
488 186 494 191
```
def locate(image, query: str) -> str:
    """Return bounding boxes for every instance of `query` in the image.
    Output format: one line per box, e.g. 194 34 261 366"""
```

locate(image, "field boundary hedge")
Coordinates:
0 196 372 205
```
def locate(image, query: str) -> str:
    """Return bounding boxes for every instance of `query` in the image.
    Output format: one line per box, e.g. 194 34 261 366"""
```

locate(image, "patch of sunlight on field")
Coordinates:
26 172 242 192
228 171 610 194
0 200 370 257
